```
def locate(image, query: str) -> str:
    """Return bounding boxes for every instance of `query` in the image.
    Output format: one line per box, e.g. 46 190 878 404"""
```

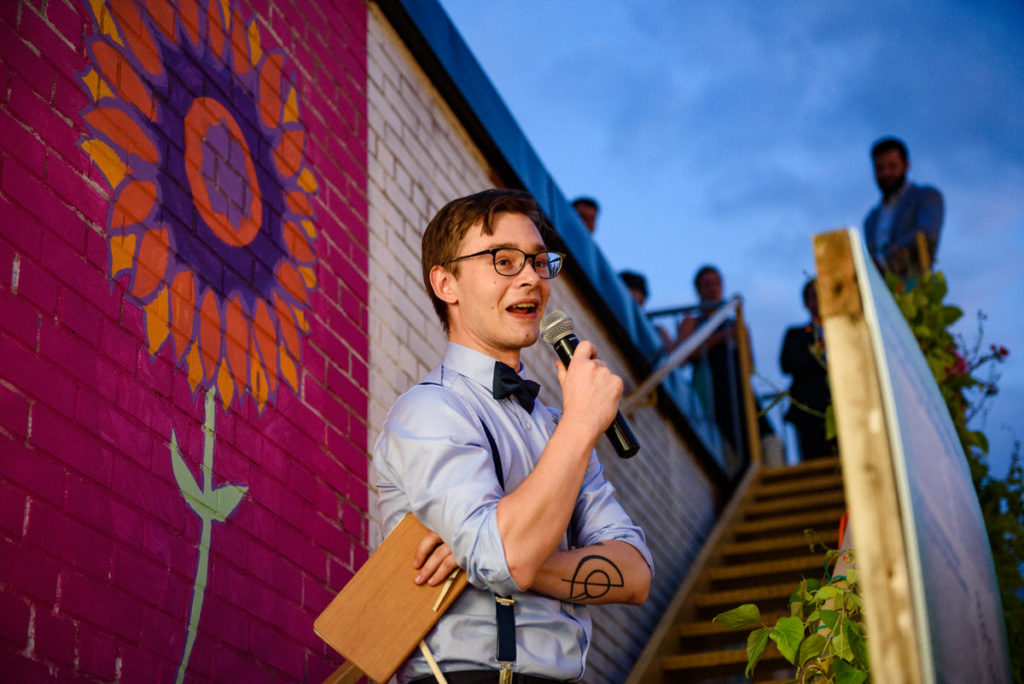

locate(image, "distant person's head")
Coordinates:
620 271 648 307
572 196 599 233
802 278 820 320
871 137 910 198
693 265 723 305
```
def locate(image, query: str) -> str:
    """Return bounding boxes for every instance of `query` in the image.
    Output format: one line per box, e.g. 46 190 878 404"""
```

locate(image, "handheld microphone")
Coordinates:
540 310 640 459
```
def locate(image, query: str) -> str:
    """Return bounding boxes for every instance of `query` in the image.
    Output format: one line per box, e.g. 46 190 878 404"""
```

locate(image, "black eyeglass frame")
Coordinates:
444 247 566 279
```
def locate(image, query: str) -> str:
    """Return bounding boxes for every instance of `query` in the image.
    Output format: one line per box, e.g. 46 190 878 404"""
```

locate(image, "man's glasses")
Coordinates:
446 248 566 279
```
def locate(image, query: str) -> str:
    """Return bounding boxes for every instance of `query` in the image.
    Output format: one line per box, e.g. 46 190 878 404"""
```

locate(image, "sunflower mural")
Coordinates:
77 1 321 679
79 0 319 414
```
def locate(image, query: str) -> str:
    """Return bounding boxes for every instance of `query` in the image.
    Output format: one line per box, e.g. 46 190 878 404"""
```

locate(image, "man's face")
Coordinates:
438 212 551 366
873 149 909 197
696 270 722 304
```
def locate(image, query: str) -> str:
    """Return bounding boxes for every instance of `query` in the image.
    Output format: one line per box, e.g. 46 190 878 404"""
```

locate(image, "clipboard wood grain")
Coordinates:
314 514 468 683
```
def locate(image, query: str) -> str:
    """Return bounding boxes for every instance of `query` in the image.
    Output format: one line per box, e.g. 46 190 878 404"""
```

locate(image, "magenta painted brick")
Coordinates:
63 470 116 524
28 502 114 579
46 0 87 45
77 628 120 681
60 568 143 641
142 517 200 578
0 535 60 603
0 649 55 682
2 441 66 508
15 256 60 314
0 591 29 649
0 27 56 97
0 289 42 350
0 381 30 439
0 200 43 262
33 609 77 668
0 478 27 538
249 621 306 680
0 108 47 180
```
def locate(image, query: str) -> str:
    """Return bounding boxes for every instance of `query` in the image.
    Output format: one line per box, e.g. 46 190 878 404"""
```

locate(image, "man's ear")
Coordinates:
429 264 459 305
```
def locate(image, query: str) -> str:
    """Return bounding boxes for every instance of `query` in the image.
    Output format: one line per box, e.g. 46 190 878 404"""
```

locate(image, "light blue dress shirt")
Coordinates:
373 343 653 682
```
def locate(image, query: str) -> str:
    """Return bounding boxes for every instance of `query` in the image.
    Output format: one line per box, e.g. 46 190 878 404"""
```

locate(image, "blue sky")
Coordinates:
437 0 1024 475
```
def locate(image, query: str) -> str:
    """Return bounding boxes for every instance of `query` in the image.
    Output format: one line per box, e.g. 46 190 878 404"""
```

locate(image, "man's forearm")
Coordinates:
529 540 651 605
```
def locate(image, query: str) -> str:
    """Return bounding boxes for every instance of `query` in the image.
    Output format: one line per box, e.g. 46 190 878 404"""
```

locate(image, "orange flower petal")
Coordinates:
273 128 303 178
109 0 162 76
298 265 316 289
146 0 177 42
224 294 248 394
143 284 169 354
284 190 312 218
259 52 283 128
249 328 268 411
247 20 262 66
112 180 157 230
282 222 314 264
230 8 249 74
84 107 159 163
109 233 137 278
198 288 222 382
169 270 196 363
272 293 300 358
91 41 156 118
131 226 169 299
275 262 309 306
179 0 201 45
206 0 226 59
279 343 298 392
252 298 278 392
216 360 234 409
185 341 203 390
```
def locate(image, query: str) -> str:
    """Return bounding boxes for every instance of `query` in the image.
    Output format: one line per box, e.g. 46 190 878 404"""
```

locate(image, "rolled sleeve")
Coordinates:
570 454 654 575
374 385 520 595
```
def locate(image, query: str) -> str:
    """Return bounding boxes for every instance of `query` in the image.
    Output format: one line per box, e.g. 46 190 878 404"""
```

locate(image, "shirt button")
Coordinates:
525 421 532 430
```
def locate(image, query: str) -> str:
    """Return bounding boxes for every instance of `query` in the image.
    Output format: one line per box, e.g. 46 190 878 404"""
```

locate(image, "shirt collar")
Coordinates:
442 342 532 392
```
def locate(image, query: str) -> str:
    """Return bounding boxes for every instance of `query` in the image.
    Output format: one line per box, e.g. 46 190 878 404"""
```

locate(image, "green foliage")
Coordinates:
713 549 869 682
888 271 1022 682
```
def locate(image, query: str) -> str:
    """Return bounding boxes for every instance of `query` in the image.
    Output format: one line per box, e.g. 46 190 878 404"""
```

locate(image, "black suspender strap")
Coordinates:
479 420 516 680
419 381 517 679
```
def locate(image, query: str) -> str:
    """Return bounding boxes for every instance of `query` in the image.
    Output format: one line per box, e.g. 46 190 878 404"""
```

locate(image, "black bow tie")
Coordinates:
492 362 540 413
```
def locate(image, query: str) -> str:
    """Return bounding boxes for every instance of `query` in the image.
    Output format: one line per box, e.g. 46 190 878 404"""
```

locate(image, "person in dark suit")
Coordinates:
780 279 835 461
863 137 944 279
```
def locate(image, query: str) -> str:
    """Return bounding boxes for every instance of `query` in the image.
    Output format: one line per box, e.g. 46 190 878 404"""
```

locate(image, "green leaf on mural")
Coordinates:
170 430 205 516
208 484 248 522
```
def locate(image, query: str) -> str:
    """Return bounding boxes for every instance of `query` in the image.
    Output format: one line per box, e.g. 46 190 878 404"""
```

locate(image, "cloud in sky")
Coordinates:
438 0 1024 471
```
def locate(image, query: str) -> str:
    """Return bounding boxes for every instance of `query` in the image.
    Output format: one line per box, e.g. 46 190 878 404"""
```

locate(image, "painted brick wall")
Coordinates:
1 0 369 681
366 7 717 681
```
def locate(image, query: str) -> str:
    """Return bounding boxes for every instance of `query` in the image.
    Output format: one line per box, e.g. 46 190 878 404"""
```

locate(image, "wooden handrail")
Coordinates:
620 297 739 415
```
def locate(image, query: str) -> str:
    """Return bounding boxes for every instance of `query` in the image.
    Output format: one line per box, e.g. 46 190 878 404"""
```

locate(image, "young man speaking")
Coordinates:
373 189 653 683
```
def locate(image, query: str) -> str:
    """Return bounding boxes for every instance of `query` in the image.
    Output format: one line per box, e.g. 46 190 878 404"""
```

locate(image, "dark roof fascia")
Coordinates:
374 0 727 486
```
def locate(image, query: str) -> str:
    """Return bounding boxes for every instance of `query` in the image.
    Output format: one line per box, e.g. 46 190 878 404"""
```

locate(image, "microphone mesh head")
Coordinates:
540 310 574 344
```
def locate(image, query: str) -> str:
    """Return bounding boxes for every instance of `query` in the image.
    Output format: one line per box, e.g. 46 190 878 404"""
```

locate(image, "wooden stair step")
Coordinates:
721 530 838 558
693 581 797 608
754 474 844 499
709 554 824 582
760 457 840 480
734 507 845 536
661 644 786 670
745 489 846 516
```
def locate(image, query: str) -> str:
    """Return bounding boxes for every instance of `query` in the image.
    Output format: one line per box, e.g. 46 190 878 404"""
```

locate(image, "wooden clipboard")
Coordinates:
314 514 468 683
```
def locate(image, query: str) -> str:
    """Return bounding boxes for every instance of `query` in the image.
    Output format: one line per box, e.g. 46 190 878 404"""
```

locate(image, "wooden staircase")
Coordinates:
627 457 844 683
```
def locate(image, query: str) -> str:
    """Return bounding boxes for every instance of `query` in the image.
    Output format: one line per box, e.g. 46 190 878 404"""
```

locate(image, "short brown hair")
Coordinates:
421 189 544 333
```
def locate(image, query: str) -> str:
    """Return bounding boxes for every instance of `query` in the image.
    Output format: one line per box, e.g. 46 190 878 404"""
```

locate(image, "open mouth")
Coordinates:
507 302 538 315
